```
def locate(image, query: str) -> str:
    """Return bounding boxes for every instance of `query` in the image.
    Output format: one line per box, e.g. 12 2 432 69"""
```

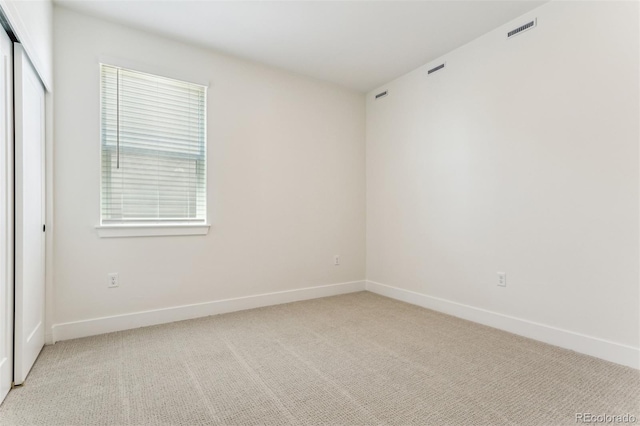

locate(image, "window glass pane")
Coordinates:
100 64 206 223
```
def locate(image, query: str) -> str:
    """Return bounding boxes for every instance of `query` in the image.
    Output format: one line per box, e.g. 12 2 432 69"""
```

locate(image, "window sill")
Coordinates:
96 223 210 238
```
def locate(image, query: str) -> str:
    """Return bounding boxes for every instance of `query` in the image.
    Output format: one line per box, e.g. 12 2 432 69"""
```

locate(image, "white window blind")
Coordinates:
100 64 206 224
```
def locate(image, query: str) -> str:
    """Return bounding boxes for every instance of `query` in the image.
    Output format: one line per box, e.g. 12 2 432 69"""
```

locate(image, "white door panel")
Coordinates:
0 27 13 403
14 43 45 385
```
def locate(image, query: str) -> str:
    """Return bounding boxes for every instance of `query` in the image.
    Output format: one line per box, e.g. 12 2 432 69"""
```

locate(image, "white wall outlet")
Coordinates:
497 272 506 287
107 272 119 288
334 255 340 266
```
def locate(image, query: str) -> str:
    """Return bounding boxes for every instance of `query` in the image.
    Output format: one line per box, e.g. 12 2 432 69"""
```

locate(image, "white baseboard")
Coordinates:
366 280 640 369
52 280 366 342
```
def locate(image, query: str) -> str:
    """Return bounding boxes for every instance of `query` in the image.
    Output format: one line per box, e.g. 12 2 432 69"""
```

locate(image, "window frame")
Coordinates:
96 61 210 238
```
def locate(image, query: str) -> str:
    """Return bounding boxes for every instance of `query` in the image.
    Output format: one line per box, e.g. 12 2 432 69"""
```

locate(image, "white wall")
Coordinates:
366 1 639 361
52 7 365 333
0 0 52 90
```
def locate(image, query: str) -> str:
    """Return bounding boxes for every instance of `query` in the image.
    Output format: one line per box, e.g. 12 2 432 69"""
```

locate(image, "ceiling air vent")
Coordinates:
375 90 388 100
427 63 445 75
508 19 537 38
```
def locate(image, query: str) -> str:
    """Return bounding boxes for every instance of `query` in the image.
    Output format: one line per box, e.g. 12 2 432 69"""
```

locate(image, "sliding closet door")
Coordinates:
14 43 45 385
0 28 13 402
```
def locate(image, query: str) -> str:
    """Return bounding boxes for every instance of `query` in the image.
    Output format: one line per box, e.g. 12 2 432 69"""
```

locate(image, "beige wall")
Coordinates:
366 1 639 348
52 7 366 327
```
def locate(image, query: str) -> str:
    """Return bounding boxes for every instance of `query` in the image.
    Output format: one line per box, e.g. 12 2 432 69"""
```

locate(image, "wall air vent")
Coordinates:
427 63 445 75
508 19 537 38
375 90 388 100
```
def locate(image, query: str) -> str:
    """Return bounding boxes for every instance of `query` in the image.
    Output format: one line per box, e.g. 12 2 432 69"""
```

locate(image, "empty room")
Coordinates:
0 0 637 424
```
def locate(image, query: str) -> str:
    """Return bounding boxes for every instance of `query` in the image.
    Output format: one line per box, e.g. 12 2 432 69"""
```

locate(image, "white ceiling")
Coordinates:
55 0 547 92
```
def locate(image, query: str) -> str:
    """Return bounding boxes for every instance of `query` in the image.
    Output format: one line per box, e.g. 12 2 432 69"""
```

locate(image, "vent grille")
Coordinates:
375 90 388 100
428 63 445 75
508 19 536 38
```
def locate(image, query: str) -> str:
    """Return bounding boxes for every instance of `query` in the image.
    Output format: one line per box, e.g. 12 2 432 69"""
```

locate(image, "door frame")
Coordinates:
0 23 13 404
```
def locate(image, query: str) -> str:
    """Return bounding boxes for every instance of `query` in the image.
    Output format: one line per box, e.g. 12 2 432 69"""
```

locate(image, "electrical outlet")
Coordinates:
334 255 340 266
497 272 506 287
107 272 119 288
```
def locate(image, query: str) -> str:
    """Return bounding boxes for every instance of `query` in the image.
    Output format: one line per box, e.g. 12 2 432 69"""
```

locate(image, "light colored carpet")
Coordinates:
0 291 638 425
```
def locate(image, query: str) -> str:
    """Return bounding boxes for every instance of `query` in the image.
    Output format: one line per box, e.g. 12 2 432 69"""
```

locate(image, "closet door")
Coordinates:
0 28 13 402
14 43 45 385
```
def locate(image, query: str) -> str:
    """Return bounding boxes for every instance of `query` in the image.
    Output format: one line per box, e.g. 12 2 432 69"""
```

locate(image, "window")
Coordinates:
99 64 208 236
